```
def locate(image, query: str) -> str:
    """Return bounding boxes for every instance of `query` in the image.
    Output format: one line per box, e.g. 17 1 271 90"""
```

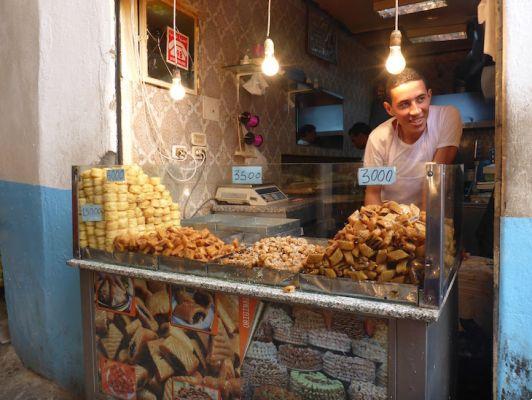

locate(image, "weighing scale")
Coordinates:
215 184 288 206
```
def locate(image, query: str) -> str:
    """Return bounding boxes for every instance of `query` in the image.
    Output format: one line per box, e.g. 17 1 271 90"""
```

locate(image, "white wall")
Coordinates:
38 0 117 190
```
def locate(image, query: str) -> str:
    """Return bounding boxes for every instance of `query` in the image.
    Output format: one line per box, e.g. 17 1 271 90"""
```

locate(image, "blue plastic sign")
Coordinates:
358 166 397 186
232 166 263 185
106 168 125 182
81 204 103 222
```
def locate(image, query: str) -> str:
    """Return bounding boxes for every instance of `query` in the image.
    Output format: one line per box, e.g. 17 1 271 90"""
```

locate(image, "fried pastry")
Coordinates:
137 389 157 400
147 339 174 382
100 323 123 360
146 290 170 316
95 309 108 335
160 336 199 374
172 301 207 325
135 298 158 332
128 327 157 362
134 365 149 390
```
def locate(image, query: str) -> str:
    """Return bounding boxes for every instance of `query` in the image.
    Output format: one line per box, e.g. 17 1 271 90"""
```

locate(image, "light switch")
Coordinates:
203 96 220 121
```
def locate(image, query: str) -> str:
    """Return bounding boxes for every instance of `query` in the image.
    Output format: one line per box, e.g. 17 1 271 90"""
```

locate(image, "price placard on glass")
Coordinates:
357 166 397 186
106 168 125 182
232 166 263 185
80 204 103 222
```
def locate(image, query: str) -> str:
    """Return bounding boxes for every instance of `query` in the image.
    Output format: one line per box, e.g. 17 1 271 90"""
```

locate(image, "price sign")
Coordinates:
81 204 103 222
106 168 125 182
358 166 397 186
232 166 263 185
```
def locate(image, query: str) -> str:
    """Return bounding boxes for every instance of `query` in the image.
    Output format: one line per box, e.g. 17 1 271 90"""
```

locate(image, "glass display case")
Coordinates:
70 162 461 400
72 162 462 309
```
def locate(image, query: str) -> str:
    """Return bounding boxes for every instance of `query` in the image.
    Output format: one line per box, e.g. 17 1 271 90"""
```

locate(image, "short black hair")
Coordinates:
385 68 428 101
348 122 371 137
298 124 316 139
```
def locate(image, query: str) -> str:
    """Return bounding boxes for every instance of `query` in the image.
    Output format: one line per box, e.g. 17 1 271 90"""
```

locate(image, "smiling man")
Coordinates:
363 68 462 205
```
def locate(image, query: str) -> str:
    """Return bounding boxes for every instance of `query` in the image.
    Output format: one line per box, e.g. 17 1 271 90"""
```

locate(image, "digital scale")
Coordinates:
215 184 288 206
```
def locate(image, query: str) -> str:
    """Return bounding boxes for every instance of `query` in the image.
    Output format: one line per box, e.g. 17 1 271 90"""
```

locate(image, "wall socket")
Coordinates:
171 145 187 161
191 146 207 160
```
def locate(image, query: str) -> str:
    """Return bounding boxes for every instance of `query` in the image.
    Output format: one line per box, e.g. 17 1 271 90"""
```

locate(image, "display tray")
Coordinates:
81 248 158 270
158 255 209 276
208 262 298 287
299 273 419 304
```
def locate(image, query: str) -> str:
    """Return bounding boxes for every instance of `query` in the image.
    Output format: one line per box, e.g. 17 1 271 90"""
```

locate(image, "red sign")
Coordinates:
166 27 189 71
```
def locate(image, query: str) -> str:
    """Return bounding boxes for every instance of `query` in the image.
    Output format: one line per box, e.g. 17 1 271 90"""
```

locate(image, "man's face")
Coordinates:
384 80 432 137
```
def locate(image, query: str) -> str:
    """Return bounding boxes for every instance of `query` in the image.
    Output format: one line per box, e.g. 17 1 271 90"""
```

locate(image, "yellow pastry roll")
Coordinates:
104 202 118 211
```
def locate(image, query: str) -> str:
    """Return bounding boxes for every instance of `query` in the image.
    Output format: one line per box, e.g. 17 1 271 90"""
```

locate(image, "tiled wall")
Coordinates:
127 0 375 216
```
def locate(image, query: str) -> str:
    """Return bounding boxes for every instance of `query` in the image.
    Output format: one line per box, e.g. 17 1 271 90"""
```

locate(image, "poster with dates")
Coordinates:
94 273 388 400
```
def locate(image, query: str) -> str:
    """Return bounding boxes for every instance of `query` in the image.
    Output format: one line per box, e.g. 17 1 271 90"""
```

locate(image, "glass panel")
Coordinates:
74 162 462 307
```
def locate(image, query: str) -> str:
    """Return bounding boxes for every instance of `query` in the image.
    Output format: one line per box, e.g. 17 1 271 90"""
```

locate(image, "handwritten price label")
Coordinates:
81 204 103 222
232 166 263 185
106 169 125 182
357 167 397 186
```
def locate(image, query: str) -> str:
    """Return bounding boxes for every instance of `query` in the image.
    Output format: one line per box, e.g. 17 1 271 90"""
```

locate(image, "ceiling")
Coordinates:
314 0 480 56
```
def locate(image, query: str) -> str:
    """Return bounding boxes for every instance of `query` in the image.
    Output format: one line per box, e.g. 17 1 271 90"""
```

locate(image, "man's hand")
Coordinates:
433 146 458 164
364 185 382 206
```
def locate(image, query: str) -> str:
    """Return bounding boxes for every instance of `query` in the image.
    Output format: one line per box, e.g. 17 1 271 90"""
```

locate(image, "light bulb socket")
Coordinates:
264 38 275 57
389 30 402 47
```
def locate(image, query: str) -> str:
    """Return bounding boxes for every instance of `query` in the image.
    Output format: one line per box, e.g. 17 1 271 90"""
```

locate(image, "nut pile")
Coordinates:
220 237 324 273
302 201 426 285
78 165 180 252
113 226 238 261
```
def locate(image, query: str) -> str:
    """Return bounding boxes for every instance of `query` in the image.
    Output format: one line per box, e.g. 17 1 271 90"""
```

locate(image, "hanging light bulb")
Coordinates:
385 0 406 75
261 0 279 76
386 30 406 74
169 70 186 101
262 38 279 76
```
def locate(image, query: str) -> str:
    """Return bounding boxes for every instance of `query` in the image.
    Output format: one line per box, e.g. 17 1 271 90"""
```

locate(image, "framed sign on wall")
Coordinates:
307 5 338 64
140 0 199 94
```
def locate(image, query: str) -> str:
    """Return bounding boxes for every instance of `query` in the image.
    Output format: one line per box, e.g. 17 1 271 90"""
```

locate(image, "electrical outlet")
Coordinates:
171 145 188 161
191 132 207 146
202 96 220 121
191 146 207 160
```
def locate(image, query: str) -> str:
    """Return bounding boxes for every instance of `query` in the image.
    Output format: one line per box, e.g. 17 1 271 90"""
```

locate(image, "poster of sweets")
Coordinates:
94 274 258 400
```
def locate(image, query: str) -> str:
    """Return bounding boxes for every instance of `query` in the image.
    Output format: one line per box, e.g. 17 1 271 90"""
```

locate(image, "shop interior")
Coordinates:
69 0 496 399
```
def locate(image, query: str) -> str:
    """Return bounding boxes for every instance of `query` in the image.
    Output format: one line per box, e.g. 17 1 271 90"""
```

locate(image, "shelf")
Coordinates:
463 120 495 129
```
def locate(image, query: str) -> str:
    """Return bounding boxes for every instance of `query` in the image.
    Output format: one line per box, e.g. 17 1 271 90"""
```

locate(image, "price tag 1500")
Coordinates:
358 166 397 186
81 204 103 222
232 166 263 185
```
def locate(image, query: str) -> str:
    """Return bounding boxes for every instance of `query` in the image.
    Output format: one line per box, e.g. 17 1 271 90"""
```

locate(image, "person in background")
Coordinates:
364 68 462 205
349 122 371 151
297 124 317 146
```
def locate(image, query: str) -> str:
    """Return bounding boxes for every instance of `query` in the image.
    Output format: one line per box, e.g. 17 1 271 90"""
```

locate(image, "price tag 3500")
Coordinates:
358 166 397 186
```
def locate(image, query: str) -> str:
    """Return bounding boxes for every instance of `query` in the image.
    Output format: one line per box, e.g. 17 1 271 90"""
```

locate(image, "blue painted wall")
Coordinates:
0 180 83 393
498 217 532 399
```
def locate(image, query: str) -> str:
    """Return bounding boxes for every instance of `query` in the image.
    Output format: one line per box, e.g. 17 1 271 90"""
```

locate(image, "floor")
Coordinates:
0 291 76 400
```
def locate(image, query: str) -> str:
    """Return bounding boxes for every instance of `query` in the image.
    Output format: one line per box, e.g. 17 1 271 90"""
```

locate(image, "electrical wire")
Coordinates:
266 0 271 37
395 0 399 31
189 197 215 219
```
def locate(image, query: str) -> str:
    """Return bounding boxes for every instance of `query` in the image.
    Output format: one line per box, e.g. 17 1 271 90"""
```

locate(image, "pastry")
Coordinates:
134 364 149 390
95 309 108 335
253 385 302 400
331 313 365 339
125 319 142 336
264 306 292 329
160 335 199 374
147 339 174 382
245 341 278 361
191 339 207 370
273 324 308 346
322 351 376 383
375 363 388 388
242 359 289 388
351 338 387 363
290 371 345 400
167 326 195 353
278 344 322 371
100 323 123 360
173 386 212 400
172 301 207 325
207 331 234 368
128 327 157 362
308 329 351 352
293 308 326 331
146 290 170 316
137 389 157 400
215 295 238 334
348 380 387 400
135 298 158 332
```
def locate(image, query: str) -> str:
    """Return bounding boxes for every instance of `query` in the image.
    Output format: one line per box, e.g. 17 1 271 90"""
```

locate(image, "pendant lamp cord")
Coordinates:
266 0 271 37
395 0 399 31
173 0 177 74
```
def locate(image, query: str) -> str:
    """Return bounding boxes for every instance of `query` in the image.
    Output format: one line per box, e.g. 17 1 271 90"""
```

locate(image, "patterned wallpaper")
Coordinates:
125 0 375 216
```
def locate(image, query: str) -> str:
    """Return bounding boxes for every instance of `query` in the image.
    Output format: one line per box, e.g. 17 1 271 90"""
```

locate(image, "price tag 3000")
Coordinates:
358 166 397 186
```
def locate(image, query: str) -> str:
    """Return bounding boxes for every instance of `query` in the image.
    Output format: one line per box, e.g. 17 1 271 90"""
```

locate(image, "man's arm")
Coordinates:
433 146 458 164
364 185 382 205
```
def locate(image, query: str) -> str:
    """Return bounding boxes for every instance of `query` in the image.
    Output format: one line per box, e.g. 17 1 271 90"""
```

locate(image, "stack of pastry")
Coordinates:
348 380 387 400
289 371 345 400
322 352 376 383
78 165 181 252
302 201 426 285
